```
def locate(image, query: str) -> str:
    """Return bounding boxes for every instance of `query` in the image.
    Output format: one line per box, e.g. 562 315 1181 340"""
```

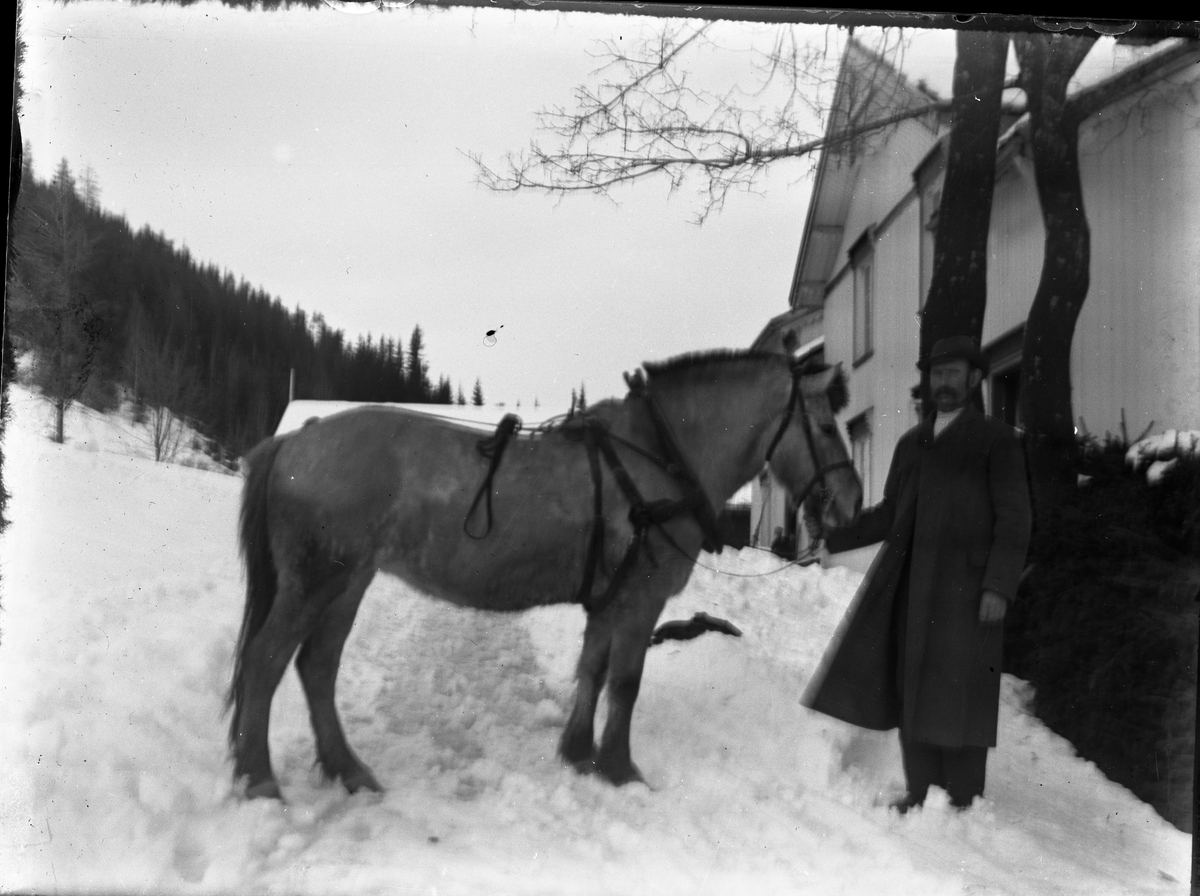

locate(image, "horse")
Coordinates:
227 348 862 800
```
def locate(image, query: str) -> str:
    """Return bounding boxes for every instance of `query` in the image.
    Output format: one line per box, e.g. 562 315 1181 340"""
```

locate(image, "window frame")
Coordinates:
849 230 876 365
847 409 873 507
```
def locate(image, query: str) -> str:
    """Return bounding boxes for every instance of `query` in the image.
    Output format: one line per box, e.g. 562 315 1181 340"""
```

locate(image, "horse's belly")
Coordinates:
376 532 586 612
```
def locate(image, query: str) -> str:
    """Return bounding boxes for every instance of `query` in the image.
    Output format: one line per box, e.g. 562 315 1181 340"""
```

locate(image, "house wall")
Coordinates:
1069 66 1200 438
824 120 938 508
984 65 1200 439
835 116 944 260
984 154 1043 347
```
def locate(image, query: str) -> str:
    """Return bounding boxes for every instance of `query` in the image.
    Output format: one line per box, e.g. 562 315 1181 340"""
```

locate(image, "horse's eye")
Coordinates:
821 423 837 436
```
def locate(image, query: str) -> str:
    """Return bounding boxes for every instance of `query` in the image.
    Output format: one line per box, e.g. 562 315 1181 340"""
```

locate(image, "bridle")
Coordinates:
763 362 856 508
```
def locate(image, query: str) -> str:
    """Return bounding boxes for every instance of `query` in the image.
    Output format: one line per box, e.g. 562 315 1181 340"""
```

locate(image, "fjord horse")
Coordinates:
228 350 861 799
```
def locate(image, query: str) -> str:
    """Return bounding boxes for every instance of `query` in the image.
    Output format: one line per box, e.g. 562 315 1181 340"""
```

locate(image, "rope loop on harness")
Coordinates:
463 413 523 540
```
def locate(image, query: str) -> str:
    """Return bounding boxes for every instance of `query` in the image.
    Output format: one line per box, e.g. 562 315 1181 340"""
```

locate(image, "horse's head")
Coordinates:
763 361 862 530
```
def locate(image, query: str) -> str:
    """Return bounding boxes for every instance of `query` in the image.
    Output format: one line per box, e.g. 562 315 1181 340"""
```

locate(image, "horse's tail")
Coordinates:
226 434 287 747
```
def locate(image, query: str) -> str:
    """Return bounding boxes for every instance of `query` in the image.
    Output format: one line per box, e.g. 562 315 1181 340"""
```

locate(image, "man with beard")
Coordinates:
803 336 1031 812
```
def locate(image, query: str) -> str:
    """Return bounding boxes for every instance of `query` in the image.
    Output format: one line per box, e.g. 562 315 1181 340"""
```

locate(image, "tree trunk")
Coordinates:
1013 33 1096 502
918 30 1009 415
54 398 64 444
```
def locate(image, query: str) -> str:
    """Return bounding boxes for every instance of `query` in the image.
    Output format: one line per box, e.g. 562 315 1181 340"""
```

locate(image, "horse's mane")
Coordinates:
643 350 849 412
642 348 784 379
641 348 849 414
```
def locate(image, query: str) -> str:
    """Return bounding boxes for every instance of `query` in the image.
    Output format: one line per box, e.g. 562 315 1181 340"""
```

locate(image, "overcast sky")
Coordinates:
19 2 967 415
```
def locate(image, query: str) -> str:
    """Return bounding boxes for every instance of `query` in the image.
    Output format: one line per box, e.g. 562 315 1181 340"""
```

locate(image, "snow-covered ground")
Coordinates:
0 383 1190 895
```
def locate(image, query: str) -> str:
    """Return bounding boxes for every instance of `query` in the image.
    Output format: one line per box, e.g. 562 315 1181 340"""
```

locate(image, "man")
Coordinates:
803 336 1031 812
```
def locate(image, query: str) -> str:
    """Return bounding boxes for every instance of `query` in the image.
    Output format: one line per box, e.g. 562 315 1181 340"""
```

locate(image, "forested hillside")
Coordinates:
6 154 473 460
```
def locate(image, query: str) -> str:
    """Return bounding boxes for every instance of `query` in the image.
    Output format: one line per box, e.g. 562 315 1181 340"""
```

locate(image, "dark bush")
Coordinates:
80 375 121 414
1006 440 1198 832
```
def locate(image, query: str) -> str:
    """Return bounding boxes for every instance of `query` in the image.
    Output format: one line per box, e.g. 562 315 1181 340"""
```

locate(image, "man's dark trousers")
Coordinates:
893 550 988 808
899 734 988 807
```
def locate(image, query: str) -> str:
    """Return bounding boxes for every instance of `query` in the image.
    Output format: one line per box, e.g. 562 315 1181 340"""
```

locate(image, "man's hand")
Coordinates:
802 511 824 544
979 589 1008 623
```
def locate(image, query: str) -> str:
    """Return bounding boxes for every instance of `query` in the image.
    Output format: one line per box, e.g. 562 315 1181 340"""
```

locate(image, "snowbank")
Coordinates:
0 384 1189 895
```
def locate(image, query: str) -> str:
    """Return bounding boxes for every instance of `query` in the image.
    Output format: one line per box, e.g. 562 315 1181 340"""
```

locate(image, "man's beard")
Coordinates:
935 388 965 409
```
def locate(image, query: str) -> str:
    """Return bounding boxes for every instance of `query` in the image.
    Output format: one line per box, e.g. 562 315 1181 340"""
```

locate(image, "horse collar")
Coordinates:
627 371 724 553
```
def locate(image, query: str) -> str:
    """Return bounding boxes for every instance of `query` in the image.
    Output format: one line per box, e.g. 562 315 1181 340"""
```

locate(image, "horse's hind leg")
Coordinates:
294 567 381 794
232 568 332 799
559 612 612 769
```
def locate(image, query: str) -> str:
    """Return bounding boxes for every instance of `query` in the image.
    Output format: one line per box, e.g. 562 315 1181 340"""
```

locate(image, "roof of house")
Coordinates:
786 37 946 313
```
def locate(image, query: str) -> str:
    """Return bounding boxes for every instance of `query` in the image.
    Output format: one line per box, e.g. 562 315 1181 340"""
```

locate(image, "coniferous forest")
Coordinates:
6 153 469 463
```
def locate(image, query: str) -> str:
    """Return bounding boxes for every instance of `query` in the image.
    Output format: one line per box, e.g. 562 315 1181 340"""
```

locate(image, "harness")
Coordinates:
463 360 852 615
764 363 857 507
464 413 523 540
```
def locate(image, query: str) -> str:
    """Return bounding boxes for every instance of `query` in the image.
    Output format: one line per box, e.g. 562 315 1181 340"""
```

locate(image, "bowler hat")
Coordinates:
918 335 988 374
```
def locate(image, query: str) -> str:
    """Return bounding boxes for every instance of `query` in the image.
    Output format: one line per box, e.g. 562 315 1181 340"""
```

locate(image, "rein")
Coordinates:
765 363 856 508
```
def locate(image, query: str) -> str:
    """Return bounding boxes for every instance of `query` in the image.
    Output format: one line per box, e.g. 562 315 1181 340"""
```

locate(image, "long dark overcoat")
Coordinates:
803 405 1031 748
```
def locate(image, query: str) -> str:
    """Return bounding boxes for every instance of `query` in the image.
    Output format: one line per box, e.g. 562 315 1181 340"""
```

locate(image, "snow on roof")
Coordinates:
728 481 755 507
794 335 825 363
274 400 562 436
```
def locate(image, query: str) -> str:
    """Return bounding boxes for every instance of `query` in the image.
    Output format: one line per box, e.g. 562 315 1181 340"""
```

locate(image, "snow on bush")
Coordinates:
1126 430 1200 484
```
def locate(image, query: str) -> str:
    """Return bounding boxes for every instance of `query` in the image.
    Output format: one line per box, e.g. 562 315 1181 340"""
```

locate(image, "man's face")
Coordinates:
930 358 980 412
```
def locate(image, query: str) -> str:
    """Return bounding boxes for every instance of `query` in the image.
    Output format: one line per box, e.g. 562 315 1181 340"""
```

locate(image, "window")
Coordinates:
984 326 1024 427
919 182 940 310
853 252 874 363
911 395 925 427
990 367 1022 426
848 410 873 506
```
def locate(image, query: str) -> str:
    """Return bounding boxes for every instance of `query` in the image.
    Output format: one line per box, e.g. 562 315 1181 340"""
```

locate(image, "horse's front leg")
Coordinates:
592 584 670 786
559 612 611 769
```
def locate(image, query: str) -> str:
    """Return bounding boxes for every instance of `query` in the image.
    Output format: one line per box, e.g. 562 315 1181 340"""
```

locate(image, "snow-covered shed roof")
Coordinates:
275 400 538 436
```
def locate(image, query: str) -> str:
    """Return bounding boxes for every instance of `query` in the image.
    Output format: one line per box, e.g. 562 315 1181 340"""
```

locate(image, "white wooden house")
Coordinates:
751 37 1200 564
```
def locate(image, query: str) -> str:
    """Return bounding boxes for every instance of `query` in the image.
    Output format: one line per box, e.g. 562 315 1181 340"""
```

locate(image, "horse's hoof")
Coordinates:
558 736 596 768
595 758 645 787
245 778 284 801
343 769 384 795
567 755 598 777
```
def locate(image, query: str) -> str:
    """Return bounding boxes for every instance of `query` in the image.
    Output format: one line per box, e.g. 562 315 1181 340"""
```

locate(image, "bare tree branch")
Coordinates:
469 25 962 223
